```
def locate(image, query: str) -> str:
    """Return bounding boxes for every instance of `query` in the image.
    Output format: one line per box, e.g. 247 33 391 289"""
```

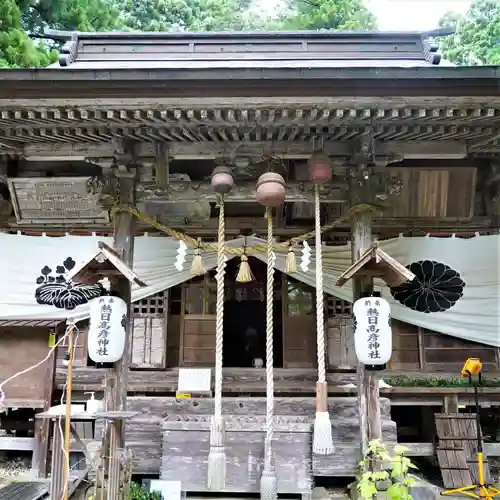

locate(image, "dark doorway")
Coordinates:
222 257 283 367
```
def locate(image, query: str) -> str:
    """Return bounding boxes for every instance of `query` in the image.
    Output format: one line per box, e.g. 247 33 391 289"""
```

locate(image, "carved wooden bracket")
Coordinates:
346 166 404 210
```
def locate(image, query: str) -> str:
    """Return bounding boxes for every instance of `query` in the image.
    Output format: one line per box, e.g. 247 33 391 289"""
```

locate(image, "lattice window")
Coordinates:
132 293 165 316
326 296 352 317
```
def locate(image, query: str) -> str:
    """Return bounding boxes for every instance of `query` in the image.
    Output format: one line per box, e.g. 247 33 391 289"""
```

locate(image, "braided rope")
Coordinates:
315 185 326 383
214 195 225 417
207 195 226 490
112 205 349 255
264 208 275 469
312 184 334 455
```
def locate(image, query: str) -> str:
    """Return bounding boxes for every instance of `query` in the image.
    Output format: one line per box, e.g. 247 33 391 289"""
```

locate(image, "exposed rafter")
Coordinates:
18 140 469 161
1 104 498 158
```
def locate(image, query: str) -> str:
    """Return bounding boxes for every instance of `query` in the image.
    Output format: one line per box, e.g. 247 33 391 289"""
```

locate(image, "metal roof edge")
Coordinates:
44 28 455 42
0 65 498 81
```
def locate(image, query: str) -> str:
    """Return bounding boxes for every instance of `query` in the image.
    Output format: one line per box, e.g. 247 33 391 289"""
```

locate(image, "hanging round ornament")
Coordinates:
308 152 333 184
255 172 286 207
88 296 128 364
211 165 235 194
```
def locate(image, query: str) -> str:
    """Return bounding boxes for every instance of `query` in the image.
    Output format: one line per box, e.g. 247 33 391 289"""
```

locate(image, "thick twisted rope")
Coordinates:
111 205 349 255
214 196 225 420
261 208 278 500
315 186 326 385
312 185 335 455
207 195 226 489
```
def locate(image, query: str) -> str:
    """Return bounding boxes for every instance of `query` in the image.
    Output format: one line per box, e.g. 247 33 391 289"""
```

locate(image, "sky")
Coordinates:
252 0 472 31
367 0 472 31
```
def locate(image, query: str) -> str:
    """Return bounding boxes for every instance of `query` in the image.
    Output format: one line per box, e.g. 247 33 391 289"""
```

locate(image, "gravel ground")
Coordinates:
0 429 33 489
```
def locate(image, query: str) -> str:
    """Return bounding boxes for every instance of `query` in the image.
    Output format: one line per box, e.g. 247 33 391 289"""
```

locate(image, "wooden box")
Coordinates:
161 416 313 495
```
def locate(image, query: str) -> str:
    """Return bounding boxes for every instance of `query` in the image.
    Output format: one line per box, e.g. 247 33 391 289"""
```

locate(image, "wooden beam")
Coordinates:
404 442 500 457
137 180 349 203
21 140 467 161
0 437 35 451
5 215 494 236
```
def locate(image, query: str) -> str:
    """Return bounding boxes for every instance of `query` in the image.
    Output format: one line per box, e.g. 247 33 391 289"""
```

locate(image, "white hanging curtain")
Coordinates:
0 232 498 348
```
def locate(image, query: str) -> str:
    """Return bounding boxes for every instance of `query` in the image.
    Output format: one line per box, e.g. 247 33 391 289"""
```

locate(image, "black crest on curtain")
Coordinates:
35 257 103 310
390 260 466 313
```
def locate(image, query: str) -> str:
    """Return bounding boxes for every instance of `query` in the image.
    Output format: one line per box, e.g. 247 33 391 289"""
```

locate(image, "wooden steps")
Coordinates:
0 482 48 500
435 413 493 489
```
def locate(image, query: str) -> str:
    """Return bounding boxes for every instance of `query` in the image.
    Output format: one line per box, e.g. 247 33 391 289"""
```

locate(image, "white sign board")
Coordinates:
149 480 182 500
177 368 211 393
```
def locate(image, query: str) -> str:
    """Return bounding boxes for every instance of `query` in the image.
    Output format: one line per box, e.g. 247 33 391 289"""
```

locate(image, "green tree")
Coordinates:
278 0 377 31
121 0 253 32
0 0 55 67
20 0 124 36
439 0 500 65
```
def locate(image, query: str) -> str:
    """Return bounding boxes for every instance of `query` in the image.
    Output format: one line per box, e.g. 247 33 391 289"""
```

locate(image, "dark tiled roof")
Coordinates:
46 29 451 70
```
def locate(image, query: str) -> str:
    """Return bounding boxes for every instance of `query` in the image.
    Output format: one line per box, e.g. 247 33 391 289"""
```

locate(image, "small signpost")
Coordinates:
335 238 415 452
177 368 212 399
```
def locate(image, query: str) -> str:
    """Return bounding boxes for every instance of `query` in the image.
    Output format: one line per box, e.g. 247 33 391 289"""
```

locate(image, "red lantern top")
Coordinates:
308 152 333 184
255 172 286 207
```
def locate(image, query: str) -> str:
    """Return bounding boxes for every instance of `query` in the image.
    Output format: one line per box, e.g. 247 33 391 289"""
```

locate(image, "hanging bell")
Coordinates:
255 172 286 207
211 166 234 194
308 152 333 184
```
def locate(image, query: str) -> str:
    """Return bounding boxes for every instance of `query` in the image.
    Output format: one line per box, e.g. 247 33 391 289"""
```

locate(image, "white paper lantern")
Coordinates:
88 296 127 364
353 296 392 367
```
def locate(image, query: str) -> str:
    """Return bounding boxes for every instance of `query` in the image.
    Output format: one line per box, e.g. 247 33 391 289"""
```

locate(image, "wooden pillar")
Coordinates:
350 205 382 453
443 394 459 414
104 166 136 499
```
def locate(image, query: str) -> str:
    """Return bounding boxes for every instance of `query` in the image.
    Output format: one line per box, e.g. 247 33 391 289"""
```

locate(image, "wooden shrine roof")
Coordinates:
44 29 450 69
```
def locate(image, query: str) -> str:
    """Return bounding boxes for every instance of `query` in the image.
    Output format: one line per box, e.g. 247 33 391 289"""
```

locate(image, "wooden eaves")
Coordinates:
335 244 416 288
69 241 147 287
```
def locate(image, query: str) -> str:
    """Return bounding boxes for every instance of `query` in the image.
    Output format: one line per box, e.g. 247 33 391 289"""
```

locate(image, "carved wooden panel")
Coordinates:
7 177 109 224
130 292 167 369
386 167 476 218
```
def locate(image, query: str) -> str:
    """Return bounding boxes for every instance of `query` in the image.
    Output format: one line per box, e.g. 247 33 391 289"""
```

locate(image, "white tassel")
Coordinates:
260 465 278 500
207 415 226 489
313 411 335 455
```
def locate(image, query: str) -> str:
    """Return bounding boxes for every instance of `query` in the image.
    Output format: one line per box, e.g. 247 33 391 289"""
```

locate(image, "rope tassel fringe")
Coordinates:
313 411 335 455
285 245 297 274
260 463 278 500
236 254 253 283
207 415 226 489
190 247 206 276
